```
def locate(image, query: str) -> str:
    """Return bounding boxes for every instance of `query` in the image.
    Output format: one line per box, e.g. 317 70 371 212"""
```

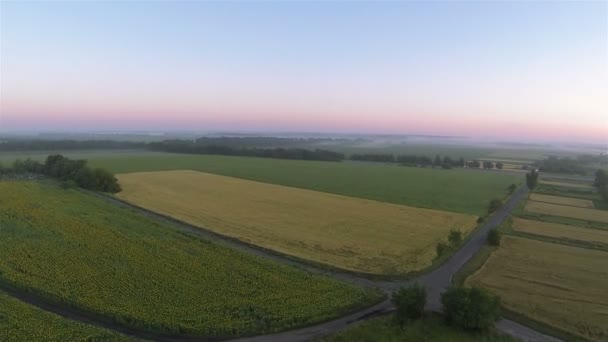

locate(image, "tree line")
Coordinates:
0 139 146 151
595 169 608 201
0 138 345 162
533 155 603 175
350 153 506 170
0 155 121 193
148 140 345 161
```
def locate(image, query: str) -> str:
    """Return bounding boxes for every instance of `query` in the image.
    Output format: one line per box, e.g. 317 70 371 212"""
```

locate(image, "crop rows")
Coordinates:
0 290 136 342
0 181 381 337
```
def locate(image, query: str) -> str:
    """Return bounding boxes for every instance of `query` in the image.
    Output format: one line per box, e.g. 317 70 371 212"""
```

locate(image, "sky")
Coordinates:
1 1 606 143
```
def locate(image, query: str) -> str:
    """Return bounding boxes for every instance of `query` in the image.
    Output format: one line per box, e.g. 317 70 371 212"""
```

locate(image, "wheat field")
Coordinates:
467 236 608 341
529 193 594 208
512 217 608 244
116 170 478 275
524 200 608 223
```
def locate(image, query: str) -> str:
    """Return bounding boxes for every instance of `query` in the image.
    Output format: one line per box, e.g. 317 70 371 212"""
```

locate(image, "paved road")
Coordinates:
4 185 562 342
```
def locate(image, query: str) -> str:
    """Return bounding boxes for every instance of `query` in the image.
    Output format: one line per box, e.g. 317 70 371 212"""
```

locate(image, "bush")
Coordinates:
476 217 485 224
436 241 449 258
488 199 502 213
487 229 501 246
448 229 462 246
392 283 427 325
441 286 501 330
507 184 517 194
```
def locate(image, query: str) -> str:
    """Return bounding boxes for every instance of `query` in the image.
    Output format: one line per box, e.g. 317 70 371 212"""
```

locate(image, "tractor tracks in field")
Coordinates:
5 185 561 342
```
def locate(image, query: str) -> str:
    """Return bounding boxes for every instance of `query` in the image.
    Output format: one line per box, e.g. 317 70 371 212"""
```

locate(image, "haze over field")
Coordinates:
1 1 606 143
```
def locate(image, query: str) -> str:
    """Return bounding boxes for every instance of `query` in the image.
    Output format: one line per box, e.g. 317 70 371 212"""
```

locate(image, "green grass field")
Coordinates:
0 151 521 215
0 180 381 337
322 314 517 342
0 290 137 342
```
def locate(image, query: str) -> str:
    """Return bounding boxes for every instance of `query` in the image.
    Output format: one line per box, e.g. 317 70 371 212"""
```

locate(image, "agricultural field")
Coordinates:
0 290 137 342
466 236 608 342
524 200 608 223
323 314 517 342
539 179 594 190
116 170 478 275
0 181 381 337
534 183 599 201
512 217 608 245
528 193 594 208
0 151 520 215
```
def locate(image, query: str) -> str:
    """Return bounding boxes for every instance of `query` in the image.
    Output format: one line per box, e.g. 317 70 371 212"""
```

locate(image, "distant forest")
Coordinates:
2 138 605 172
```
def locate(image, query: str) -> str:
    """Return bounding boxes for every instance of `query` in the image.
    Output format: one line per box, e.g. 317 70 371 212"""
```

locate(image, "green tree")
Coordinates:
392 283 427 325
441 286 501 330
433 155 442 168
496 162 504 169
507 183 517 194
487 229 501 246
526 169 539 189
436 241 449 258
448 229 462 246
488 199 502 213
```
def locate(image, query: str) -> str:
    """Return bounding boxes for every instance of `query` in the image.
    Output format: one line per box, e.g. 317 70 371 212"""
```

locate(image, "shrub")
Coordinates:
441 286 501 330
487 229 501 246
392 283 427 325
507 184 517 194
488 199 502 213
476 217 485 224
436 241 449 258
448 229 462 246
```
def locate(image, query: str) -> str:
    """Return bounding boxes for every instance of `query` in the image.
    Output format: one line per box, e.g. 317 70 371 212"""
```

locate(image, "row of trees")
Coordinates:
392 283 501 330
350 153 508 171
594 169 608 201
534 156 587 175
0 139 145 151
1 155 121 193
351 154 468 169
148 140 345 162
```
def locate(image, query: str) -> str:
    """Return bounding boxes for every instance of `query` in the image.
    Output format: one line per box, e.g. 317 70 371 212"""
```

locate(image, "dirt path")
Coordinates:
4 184 562 342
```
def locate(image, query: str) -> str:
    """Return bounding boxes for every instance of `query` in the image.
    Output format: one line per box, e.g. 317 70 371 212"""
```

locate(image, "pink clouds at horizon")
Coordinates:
2 106 606 144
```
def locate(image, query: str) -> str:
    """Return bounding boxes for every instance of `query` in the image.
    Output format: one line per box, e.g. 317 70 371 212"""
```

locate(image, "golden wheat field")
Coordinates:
528 193 594 208
116 170 478 275
524 200 608 223
539 180 594 189
467 236 608 341
512 217 608 244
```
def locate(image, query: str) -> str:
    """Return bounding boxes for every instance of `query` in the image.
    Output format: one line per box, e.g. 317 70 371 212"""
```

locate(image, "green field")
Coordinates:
0 151 521 215
0 180 380 337
0 290 136 342
323 314 516 342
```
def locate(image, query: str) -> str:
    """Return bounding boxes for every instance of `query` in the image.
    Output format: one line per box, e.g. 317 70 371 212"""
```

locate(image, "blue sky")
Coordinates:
1 1 606 142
